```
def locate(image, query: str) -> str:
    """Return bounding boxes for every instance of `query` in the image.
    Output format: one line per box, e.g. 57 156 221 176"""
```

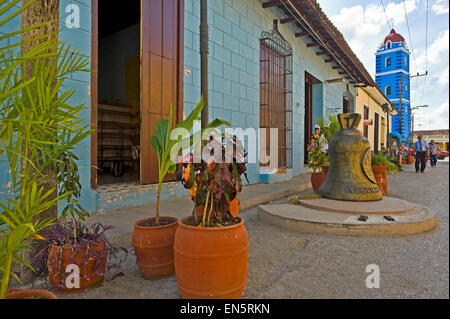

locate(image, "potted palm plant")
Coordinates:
174 134 249 299
132 97 229 279
307 140 329 191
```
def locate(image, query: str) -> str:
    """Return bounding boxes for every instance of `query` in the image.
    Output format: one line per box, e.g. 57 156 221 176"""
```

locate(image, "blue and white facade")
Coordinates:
375 29 411 141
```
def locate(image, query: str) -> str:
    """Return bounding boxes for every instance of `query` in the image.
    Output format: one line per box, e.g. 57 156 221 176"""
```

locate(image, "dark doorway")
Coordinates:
304 72 321 164
96 0 141 185
374 112 380 153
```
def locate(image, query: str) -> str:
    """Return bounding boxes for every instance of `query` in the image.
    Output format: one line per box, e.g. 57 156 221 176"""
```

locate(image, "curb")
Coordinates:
108 182 312 248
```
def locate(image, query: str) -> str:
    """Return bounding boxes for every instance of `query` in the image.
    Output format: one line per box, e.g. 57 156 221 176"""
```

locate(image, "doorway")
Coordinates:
374 112 380 153
91 0 184 188
304 72 321 164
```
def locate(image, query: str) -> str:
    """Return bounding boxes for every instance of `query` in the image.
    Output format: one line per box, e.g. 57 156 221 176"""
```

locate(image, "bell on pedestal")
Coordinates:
318 113 383 201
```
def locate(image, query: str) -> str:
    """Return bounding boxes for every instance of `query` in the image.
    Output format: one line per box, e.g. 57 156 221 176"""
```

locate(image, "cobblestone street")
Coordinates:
53 161 448 299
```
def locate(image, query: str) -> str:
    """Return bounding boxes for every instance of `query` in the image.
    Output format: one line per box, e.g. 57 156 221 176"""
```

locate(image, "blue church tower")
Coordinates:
375 29 411 142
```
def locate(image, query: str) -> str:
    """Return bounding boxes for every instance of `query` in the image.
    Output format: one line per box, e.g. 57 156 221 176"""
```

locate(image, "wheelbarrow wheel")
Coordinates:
112 160 124 178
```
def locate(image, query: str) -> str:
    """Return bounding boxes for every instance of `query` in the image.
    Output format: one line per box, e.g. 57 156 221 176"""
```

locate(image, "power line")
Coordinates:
380 0 392 31
402 0 417 71
420 0 429 105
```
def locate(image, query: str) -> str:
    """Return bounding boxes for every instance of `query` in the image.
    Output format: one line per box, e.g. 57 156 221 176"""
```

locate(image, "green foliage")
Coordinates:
371 154 390 165
149 97 230 224
0 0 91 298
315 114 340 144
307 141 328 173
387 161 400 174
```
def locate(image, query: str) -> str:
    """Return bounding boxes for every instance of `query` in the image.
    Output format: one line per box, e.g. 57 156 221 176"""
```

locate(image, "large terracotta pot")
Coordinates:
6 289 57 299
132 216 178 280
406 154 414 164
47 240 107 292
174 216 249 299
311 172 326 191
371 164 388 196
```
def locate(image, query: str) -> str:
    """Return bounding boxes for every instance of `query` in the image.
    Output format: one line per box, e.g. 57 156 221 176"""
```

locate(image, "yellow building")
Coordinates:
356 86 397 153
413 130 449 152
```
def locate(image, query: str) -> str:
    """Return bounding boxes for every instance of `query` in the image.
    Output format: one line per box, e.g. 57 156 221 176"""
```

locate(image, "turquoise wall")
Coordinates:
1 0 357 214
183 0 355 182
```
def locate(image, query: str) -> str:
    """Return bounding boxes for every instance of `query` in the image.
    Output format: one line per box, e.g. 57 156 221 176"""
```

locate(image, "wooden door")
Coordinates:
304 74 313 164
140 0 184 184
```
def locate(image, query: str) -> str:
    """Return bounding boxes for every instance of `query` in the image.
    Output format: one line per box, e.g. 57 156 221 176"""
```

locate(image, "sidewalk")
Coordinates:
86 173 312 247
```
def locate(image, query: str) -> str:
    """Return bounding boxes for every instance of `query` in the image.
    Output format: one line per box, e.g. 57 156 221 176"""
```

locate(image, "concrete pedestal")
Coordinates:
258 197 436 236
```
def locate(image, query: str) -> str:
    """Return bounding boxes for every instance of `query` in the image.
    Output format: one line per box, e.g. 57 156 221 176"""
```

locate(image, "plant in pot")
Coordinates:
174 133 249 299
0 0 93 298
307 140 329 191
371 154 389 195
32 219 128 293
316 114 339 175
132 97 229 279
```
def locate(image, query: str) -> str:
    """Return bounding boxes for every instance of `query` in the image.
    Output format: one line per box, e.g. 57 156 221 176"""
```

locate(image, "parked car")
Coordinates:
437 150 449 160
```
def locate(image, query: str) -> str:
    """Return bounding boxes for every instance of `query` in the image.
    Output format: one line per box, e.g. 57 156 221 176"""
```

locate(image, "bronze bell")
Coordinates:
318 113 383 201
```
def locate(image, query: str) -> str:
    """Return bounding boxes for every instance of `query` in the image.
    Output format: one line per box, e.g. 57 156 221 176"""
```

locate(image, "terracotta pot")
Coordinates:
322 165 329 176
174 216 249 299
132 216 178 280
47 240 107 292
371 164 388 196
406 154 414 164
6 289 57 299
311 172 326 191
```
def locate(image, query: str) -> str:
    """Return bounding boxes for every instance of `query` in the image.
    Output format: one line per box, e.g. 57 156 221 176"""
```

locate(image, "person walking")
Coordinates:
428 140 439 167
413 135 429 173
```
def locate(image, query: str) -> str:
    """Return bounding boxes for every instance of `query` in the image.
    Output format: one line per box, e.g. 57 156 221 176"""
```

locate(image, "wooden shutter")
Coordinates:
140 0 184 184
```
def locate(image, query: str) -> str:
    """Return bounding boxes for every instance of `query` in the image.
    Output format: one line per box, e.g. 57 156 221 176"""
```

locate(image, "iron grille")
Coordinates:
260 21 293 169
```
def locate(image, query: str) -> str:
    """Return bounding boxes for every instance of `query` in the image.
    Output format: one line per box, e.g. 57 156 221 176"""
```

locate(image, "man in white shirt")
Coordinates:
413 135 429 173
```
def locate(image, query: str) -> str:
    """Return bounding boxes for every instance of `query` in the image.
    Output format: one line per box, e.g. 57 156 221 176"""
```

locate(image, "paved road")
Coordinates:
53 162 448 299
244 161 449 298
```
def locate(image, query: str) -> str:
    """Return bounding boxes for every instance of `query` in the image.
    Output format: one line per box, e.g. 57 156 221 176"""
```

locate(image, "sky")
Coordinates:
317 0 449 131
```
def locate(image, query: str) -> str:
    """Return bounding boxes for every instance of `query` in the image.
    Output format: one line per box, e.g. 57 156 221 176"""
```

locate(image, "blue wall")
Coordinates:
1 0 357 214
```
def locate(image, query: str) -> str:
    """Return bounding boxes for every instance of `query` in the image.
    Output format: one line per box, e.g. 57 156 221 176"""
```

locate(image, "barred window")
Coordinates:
260 21 293 169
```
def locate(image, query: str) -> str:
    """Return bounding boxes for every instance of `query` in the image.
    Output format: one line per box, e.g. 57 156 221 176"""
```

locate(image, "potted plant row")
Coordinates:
132 97 229 280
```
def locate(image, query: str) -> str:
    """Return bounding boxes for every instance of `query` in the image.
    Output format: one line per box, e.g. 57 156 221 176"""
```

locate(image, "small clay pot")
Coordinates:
47 240 107 292
371 164 388 195
132 216 178 280
311 172 326 191
6 289 57 299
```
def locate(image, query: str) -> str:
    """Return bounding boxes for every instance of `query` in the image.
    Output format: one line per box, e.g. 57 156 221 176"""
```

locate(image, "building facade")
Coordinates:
356 86 396 153
1 0 375 214
375 29 411 142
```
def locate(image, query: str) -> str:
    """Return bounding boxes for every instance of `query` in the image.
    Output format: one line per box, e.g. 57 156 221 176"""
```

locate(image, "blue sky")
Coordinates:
317 0 449 130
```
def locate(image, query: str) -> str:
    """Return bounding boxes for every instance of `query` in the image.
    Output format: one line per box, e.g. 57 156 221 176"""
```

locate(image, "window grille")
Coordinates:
260 20 293 169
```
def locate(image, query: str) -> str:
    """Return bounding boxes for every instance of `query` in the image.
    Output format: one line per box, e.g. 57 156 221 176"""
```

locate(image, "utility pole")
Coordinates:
200 0 209 128
398 71 428 139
